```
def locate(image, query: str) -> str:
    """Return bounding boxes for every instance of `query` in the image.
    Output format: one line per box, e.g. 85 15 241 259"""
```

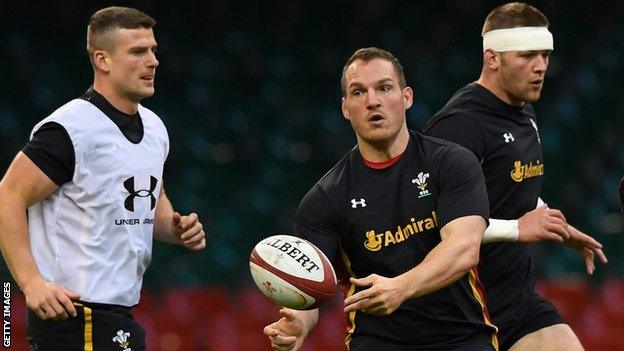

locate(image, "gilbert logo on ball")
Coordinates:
249 235 337 310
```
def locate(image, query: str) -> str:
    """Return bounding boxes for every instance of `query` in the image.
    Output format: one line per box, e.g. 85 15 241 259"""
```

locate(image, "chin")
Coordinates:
360 128 397 145
513 89 540 104
524 93 541 103
137 88 155 99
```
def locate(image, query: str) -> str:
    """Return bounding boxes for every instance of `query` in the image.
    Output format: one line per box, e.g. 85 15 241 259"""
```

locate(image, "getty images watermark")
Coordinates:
2 281 10 348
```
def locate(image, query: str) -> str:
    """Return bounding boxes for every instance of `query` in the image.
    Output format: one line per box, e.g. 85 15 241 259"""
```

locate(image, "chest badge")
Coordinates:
351 198 366 208
412 172 431 198
503 132 515 143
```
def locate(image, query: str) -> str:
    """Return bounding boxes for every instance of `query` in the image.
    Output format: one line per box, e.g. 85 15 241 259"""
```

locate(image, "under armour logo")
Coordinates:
351 198 366 208
503 132 515 143
123 176 157 212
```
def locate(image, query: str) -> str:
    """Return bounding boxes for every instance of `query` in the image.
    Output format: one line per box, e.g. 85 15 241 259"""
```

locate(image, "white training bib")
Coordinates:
28 99 169 306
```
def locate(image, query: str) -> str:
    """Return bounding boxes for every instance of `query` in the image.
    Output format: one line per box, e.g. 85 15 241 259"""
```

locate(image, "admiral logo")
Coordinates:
364 211 439 252
123 176 158 212
411 172 431 198
263 238 320 273
510 160 544 182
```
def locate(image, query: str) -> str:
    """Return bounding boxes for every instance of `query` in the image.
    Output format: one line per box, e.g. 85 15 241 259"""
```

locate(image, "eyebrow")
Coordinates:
517 49 551 54
348 77 394 89
129 43 158 51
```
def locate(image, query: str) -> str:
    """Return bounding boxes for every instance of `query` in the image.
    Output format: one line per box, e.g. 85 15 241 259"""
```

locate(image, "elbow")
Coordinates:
458 243 481 271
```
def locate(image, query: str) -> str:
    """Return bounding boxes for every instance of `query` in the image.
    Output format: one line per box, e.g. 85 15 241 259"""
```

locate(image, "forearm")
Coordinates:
482 198 545 243
0 197 44 290
399 237 480 299
153 191 180 244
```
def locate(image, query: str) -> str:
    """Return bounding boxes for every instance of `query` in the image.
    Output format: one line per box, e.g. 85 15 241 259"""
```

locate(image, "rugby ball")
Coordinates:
249 235 337 310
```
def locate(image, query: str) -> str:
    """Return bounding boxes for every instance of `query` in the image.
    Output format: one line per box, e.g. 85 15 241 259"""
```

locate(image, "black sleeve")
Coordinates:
425 114 486 161
435 145 489 228
293 185 340 264
22 122 75 186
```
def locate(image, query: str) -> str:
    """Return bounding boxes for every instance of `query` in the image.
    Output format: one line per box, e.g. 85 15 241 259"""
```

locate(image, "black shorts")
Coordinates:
349 335 497 351
27 301 145 351
498 295 565 351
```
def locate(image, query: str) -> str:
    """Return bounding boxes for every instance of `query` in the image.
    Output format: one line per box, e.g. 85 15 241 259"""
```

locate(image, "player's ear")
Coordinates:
403 87 413 109
93 49 111 73
483 49 500 70
341 97 350 120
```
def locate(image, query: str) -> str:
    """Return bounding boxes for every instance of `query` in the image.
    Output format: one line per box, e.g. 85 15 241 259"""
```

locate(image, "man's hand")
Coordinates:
171 212 206 250
22 277 80 321
343 274 408 316
518 205 570 242
263 308 315 351
564 225 608 275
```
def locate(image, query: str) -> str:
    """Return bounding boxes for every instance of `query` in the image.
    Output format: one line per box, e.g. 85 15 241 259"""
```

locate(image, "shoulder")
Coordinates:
138 104 166 126
412 131 478 169
31 99 95 137
314 146 357 191
138 104 168 136
424 85 488 133
438 142 479 164
46 99 96 123
299 146 357 209
137 104 161 120
411 130 459 159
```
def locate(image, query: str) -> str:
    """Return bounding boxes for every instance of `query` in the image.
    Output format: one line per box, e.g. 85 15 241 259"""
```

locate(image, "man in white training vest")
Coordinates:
0 7 205 350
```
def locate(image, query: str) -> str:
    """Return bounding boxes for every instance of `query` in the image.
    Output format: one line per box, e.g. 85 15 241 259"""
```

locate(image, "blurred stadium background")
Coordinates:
1 0 622 350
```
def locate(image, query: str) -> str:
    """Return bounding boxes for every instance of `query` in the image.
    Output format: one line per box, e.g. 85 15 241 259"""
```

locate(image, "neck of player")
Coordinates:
93 79 140 115
475 75 525 108
357 126 410 163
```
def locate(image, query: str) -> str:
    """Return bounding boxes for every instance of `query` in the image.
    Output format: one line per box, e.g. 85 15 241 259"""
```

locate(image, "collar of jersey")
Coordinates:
80 87 144 144
362 150 406 170
471 82 529 117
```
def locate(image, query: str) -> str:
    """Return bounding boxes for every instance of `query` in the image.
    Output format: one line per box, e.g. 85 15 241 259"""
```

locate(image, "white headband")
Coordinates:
482 27 553 52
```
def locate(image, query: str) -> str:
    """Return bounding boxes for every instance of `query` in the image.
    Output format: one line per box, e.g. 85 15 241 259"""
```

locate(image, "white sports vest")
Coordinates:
28 99 169 307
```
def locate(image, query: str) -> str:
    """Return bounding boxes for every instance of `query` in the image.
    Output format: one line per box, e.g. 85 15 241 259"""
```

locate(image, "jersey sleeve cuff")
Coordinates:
21 146 67 186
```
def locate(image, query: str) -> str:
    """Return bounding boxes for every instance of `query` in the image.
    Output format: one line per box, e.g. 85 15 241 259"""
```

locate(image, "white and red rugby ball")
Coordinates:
249 235 337 310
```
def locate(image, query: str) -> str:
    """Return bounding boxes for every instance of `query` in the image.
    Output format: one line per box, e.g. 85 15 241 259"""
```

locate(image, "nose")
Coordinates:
148 50 159 68
534 54 548 74
366 89 381 109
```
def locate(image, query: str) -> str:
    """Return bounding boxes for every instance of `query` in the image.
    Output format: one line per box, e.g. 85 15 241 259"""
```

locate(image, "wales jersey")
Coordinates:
295 130 497 350
424 82 548 341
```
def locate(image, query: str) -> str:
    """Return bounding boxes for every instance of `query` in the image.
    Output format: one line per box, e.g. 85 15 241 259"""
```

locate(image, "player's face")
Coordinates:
108 28 159 102
497 50 550 105
342 58 413 147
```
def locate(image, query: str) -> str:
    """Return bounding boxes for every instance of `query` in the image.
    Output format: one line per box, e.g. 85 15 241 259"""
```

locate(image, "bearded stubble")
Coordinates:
498 55 543 104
